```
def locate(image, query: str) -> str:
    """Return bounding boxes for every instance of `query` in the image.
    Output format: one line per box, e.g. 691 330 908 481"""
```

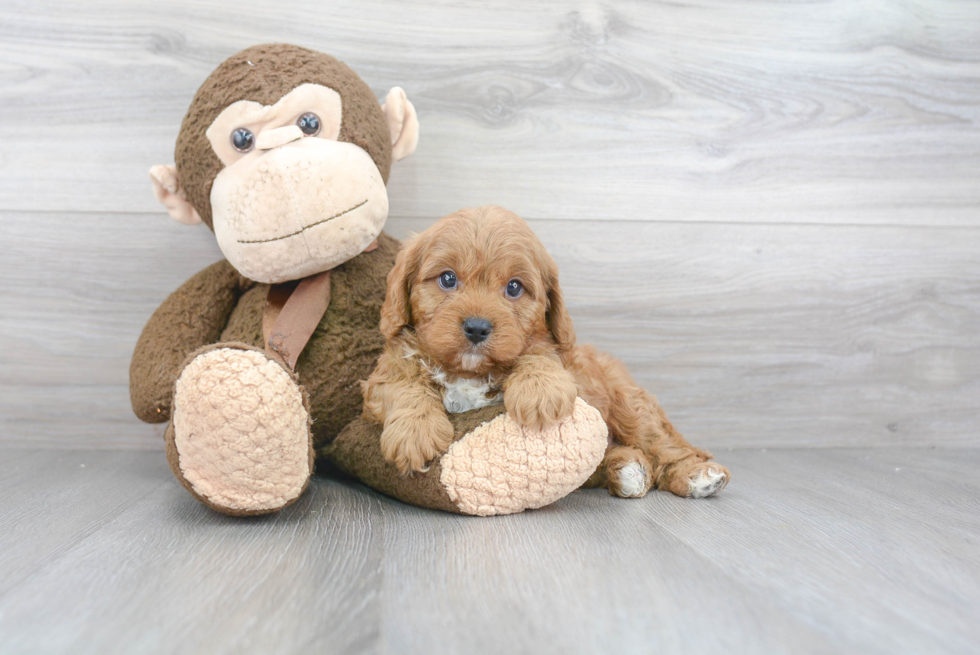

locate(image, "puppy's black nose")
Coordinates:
462 317 492 344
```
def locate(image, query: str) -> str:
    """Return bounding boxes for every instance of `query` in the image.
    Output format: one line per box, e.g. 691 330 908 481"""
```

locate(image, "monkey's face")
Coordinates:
151 45 419 282
205 83 389 284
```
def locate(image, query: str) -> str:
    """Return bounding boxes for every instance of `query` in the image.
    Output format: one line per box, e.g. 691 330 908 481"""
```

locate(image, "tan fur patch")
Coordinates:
172 348 311 512
439 398 607 516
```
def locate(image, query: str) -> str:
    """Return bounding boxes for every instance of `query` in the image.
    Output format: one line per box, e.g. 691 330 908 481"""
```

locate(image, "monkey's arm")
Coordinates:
130 259 253 423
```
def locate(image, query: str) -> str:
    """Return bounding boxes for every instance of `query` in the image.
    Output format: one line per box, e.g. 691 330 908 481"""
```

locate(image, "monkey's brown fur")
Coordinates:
130 44 407 517
132 44 398 442
130 234 400 444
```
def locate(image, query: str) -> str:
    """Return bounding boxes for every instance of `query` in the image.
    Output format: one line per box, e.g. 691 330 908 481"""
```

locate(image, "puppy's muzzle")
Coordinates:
462 317 492 344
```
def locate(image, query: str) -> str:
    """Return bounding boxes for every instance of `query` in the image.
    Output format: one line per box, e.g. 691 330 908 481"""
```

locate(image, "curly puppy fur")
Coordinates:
362 206 729 498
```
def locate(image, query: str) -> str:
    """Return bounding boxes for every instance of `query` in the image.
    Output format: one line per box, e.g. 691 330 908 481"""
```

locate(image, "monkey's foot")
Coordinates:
439 398 609 516
324 398 609 517
167 346 313 516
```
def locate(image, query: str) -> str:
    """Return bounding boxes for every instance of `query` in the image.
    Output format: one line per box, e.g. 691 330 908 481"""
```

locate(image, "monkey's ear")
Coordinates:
149 165 203 225
381 87 419 162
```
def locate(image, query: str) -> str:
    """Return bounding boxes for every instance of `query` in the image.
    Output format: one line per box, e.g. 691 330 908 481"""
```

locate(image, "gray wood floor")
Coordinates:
0 446 978 654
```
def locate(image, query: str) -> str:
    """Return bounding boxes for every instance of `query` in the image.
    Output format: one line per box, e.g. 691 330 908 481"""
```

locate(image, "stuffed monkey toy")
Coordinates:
132 44 607 517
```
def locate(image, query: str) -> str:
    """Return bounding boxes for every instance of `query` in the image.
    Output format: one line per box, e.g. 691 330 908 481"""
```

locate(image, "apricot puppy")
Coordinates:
363 206 729 499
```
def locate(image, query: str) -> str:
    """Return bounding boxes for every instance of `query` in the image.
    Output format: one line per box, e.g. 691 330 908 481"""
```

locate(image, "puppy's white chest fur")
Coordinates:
405 348 504 414
432 369 502 414
440 377 502 414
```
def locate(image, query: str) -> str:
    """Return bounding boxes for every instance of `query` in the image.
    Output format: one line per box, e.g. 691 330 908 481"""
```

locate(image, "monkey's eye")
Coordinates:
506 279 524 298
438 271 458 290
297 113 321 136
231 127 254 153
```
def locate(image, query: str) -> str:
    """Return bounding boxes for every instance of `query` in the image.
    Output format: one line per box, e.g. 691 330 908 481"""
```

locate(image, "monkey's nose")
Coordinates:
255 125 304 150
462 317 493 344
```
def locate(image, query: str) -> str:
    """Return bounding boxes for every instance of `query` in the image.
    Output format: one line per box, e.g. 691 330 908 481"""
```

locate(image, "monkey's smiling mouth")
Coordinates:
237 199 369 244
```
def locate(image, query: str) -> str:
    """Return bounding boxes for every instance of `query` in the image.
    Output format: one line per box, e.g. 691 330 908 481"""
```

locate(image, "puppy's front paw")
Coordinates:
504 368 578 431
380 413 455 475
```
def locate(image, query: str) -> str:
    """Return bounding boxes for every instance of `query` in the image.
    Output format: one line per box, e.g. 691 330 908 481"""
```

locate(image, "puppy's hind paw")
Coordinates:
610 461 651 498
686 463 730 498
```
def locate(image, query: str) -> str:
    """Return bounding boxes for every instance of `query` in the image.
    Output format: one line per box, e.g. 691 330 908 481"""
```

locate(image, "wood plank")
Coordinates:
2 212 977 449
0 452 385 655
1 0 979 225
0 448 169 594
0 448 977 653
376 483 836 654
638 447 980 653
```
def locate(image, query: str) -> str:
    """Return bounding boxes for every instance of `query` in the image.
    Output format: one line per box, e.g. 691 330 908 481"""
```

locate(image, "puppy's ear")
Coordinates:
380 235 423 340
544 258 576 352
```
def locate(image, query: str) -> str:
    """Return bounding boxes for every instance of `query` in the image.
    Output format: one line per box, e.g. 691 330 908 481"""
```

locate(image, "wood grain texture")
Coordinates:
641 448 980 654
2 212 977 448
0 450 386 655
1 0 979 224
0 449 169 595
1 2 978 448
0 447 977 654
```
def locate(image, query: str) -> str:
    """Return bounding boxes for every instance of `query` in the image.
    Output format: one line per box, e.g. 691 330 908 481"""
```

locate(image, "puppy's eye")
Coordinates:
438 271 457 290
231 127 254 152
505 279 524 298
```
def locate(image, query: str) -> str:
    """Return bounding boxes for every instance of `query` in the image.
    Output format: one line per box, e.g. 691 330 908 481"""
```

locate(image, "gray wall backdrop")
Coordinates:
1 0 978 449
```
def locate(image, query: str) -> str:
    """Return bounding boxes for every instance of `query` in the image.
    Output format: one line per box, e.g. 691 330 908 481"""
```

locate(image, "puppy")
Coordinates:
363 206 729 499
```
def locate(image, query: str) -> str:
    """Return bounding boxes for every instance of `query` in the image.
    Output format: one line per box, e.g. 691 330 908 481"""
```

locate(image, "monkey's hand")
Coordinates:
504 357 578 431
130 260 251 423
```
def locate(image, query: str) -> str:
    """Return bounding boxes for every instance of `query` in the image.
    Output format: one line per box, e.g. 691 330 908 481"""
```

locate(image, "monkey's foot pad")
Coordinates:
169 347 313 515
440 398 609 516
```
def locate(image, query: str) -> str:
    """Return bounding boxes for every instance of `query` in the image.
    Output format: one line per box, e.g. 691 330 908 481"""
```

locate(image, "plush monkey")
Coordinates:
133 44 607 517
